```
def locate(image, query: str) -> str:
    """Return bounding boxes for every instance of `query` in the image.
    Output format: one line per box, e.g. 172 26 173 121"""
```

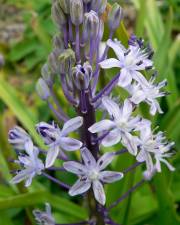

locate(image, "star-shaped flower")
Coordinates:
33 203 55 225
126 75 167 115
63 147 123 205
89 97 140 155
11 140 44 187
136 126 175 174
36 116 83 168
99 38 153 87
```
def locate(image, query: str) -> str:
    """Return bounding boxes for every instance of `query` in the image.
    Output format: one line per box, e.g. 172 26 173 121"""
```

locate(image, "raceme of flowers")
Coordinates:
8 0 175 224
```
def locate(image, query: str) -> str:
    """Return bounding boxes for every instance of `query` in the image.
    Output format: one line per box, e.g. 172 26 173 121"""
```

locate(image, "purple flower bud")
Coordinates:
41 64 54 87
72 62 93 90
91 0 107 15
59 48 76 74
53 34 64 51
36 78 51 101
108 3 123 31
59 0 70 14
70 0 84 26
48 49 62 74
83 10 100 41
51 1 66 26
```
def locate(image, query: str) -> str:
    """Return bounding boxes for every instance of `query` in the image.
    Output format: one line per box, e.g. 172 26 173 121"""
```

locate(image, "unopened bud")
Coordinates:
59 0 70 14
91 0 107 15
53 34 64 51
48 50 61 74
59 48 76 74
83 10 99 41
98 19 104 41
72 62 92 90
41 64 53 87
108 3 123 30
36 78 51 100
52 1 66 26
70 0 84 26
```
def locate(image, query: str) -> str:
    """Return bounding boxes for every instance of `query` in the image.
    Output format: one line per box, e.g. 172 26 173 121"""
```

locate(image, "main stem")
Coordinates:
77 89 105 225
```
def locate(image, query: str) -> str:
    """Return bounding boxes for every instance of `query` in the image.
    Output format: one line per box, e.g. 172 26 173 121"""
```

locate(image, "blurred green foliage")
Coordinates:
0 0 179 225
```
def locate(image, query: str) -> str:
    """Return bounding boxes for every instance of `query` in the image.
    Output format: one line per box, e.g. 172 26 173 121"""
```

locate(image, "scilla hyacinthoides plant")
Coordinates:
8 1 175 224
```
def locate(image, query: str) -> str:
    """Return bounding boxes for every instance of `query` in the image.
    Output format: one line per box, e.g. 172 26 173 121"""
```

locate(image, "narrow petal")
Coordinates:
63 161 87 175
145 152 154 172
88 120 115 133
25 173 35 187
81 147 96 168
11 168 31 184
102 129 121 147
69 179 91 196
45 146 60 168
62 116 83 136
99 171 124 183
92 180 106 205
132 71 149 86
159 158 175 171
131 90 146 104
102 97 120 119
99 58 121 69
121 133 138 155
118 69 132 87
107 39 125 62
136 150 146 162
122 99 133 119
97 152 115 170
59 137 82 151
24 139 34 156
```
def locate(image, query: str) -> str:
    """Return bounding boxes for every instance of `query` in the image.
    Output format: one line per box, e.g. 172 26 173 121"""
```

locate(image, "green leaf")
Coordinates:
0 73 44 148
0 191 88 220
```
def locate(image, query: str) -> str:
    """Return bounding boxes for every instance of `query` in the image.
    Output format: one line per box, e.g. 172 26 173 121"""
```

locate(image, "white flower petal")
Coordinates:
99 58 121 69
136 150 146 162
118 69 132 87
45 146 60 168
132 71 149 86
25 173 35 187
88 120 115 133
122 99 133 119
81 147 96 168
60 137 82 151
159 158 175 172
92 180 106 205
102 129 121 147
121 133 137 155
63 161 87 175
107 39 125 62
131 90 146 104
24 140 34 156
11 168 32 184
69 179 91 196
102 96 120 119
99 171 124 183
145 152 154 172
97 152 115 170
62 116 83 136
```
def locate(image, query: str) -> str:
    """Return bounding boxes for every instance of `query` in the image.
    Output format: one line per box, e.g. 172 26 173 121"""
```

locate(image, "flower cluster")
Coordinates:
8 0 175 224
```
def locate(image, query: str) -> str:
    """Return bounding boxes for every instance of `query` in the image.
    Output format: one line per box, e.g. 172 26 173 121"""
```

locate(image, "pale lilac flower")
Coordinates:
89 97 140 155
8 126 31 150
33 203 55 225
36 116 83 168
99 39 153 87
126 76 167 115
136 127 175 174
11 140 44 187
63 147 123 205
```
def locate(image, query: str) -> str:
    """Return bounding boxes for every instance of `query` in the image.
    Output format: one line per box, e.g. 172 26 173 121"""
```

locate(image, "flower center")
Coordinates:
88 170 99 181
